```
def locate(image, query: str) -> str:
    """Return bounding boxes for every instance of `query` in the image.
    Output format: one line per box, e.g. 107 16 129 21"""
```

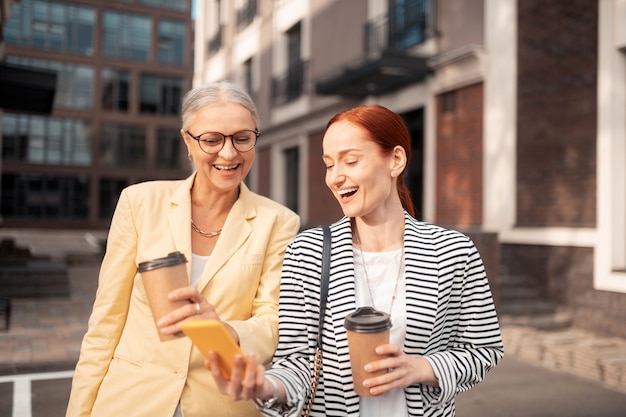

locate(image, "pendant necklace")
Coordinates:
353 225 404 314
191 220 222 238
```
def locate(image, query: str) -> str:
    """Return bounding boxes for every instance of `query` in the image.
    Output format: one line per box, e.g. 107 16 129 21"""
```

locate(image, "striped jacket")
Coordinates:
263 214 504 417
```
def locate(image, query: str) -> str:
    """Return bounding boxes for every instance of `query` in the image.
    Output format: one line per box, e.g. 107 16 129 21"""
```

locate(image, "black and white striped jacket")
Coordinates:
263 214 504 417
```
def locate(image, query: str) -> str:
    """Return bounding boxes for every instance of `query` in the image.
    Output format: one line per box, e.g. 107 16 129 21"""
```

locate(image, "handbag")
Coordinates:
302 225 331 417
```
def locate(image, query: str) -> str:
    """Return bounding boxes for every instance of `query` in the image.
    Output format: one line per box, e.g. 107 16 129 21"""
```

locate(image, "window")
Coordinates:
156 128 183 169
140 74 183 115
100 124 146 167
141 0 189 12
102 10 152 61
208 0 222 54
158 19 186 65
286 22 303 101
243 58 254 98
1 173 89 220
237 0 257 30
4 0 95 55
284 146 300 213
272 22 304 105
1 114 91 166
6 56 94 110
99 178 129 221
101 68 130 111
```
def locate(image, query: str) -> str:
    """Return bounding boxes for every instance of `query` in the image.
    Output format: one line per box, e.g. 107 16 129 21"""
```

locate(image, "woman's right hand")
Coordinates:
207 352 275 401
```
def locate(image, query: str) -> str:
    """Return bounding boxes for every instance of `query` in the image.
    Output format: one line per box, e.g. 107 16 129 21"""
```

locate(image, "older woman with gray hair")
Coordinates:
67 81 300 417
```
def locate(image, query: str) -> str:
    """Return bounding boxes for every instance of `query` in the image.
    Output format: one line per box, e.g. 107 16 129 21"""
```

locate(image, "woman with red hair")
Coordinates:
209 104 503 417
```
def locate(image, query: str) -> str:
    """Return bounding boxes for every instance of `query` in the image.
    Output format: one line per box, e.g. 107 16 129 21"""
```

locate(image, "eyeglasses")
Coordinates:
185 129 259 154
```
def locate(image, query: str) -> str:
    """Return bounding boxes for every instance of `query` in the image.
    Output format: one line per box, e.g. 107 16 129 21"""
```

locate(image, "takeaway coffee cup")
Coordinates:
138 251 189 341
344 306 392 396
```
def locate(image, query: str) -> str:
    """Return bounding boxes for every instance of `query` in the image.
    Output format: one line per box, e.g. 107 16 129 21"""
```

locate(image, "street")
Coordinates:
2 356 626 417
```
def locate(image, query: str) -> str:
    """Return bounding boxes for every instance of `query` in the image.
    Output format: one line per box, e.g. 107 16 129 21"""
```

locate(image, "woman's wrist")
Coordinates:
258 376 279 408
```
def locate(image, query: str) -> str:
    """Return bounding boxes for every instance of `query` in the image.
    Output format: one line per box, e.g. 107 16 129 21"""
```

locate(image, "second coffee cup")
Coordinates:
138 251 189 342
344 306 392 396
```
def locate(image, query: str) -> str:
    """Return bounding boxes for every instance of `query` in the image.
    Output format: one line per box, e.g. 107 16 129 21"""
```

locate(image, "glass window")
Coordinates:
3 0 95 55
1 173 89 220
102 10 151 61
1 113 92 166
284 146 300 213
158 19 186 65
141 0 189 12
6 55 94 110
157 128 183 169
100 124 147 167
99 178 129 221
101 68 130 111
139 74 183 115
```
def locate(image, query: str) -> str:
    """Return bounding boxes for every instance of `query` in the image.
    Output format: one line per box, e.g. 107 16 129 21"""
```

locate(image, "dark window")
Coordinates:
6 55 94 110
243 58 253 97
4 0 95 55
1 113 91 166
102 10 151 61
101 68 130 111
284 146 299 213
141 0 189 12
1 173 89 220
100 124 146 167
236 0 257 30
156 128 183 169
99 178 129 221
158 19 186 66
140 74 183 115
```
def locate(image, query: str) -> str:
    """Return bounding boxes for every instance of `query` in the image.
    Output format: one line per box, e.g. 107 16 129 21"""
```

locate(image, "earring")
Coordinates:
187 152 192 160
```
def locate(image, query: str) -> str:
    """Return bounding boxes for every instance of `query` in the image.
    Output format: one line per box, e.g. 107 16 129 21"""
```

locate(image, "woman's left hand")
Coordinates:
157 286 219 336
362 344 438 396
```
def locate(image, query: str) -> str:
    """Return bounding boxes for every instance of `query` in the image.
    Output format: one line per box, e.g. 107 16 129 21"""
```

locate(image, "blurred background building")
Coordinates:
193 0 626 339
1 0 625 339
0 0 194 229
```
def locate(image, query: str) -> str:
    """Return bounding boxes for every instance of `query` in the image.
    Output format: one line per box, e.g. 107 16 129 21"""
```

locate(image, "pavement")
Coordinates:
1 229 626 398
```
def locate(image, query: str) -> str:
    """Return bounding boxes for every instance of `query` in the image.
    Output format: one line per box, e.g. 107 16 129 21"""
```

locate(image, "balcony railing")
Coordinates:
364 0 429 54
272 60 306 106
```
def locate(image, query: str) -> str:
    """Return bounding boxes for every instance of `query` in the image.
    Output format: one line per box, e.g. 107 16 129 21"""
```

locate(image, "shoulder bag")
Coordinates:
302 225 331 417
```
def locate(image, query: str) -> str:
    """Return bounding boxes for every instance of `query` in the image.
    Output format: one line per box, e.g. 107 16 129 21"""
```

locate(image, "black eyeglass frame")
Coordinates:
185 129 260 154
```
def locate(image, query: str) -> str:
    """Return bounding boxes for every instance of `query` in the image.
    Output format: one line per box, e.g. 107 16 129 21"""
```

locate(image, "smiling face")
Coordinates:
182 102 256 194
322 120 406 220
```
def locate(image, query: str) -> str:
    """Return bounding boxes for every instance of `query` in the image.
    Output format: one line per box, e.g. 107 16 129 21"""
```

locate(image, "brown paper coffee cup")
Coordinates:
344 307 392 396
138 251 189 341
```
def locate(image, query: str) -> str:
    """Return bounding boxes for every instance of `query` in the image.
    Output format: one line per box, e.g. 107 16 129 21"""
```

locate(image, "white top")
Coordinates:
173 253 211 417
353 247 409 417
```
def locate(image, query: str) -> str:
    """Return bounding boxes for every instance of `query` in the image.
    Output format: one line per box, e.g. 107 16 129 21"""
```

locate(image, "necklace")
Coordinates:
191 220 222 238
353 225 404 314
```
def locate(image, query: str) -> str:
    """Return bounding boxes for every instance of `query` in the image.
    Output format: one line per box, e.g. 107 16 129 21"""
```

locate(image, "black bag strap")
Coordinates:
317 225 331 348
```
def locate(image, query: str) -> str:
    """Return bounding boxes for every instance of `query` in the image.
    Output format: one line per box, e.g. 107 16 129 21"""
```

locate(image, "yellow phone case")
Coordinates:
181 319 245 379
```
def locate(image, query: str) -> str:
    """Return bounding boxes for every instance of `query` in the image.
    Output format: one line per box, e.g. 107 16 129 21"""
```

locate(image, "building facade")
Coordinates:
195 0 626 338
0 0 194 229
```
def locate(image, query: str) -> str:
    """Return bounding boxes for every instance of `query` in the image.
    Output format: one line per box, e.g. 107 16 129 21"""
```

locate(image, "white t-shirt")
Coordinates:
353 247 409 417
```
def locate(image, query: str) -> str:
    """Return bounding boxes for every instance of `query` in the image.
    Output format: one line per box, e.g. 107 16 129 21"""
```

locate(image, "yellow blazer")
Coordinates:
66 173 300 417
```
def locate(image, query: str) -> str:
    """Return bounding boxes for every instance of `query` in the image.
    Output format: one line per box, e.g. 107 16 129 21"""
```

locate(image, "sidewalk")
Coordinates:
0 229 625 397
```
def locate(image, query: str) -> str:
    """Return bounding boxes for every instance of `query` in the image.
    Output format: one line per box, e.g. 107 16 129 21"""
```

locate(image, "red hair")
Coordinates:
325 104 415 217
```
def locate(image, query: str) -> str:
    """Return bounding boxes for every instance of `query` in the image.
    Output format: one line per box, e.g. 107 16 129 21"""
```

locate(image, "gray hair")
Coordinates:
181 81 259 130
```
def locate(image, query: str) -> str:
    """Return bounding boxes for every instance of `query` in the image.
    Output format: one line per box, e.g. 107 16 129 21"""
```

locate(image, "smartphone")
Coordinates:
181 319 246 379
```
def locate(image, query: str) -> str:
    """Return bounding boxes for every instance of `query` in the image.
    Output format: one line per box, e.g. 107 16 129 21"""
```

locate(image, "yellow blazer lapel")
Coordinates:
197 183 255 292
169 173 195 276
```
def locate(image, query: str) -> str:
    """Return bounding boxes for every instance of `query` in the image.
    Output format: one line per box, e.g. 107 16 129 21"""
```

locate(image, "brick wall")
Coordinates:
435 83 483 227
306 130 343 229
516 0 597 227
